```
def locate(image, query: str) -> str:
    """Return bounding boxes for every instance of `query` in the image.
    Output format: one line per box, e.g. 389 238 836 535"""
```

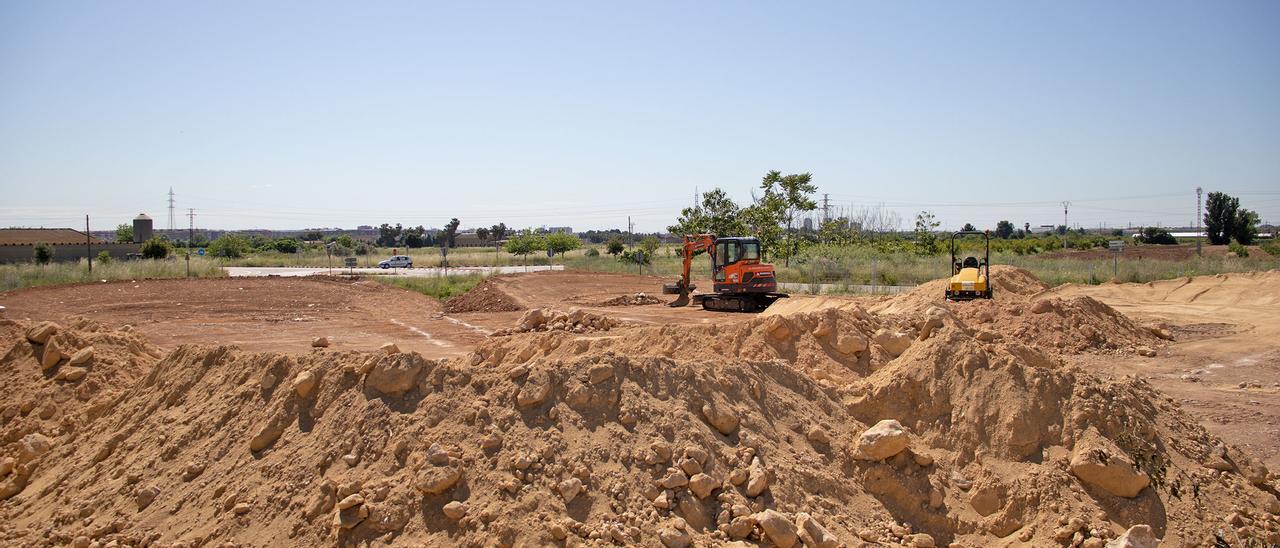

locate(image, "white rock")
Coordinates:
1106 524 1158 548
442 501 468 520
854 419 910 460
754 509 797 548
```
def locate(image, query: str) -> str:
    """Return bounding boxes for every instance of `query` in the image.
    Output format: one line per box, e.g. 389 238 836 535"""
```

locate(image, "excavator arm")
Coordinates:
664 234 715 307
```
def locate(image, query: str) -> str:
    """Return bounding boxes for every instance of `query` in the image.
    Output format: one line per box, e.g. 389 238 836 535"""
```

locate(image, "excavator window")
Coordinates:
742 242 760 261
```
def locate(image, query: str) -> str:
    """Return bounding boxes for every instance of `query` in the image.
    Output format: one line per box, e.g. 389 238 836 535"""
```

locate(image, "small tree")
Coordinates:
544 232 582 257
504 232 544 264
273 238 300 253
208 234 251 258
33 243 54 264
913 211 941 256
141 237 171 259
639 235 660 258
96 250 112 263
489 223 508 242
475 227 490 243
115 224 134 242
1136 227 1177 245
605 236 625 257
994 220 1014 239
443 218 461 248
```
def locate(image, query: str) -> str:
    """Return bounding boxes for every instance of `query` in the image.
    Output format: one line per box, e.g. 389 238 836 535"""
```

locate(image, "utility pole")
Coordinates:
86 215 92 274
1061 201 1071 246
186 208 196 277
1196 187 1203 257
168 187 176 231
822 193 830 224
627 216 634 249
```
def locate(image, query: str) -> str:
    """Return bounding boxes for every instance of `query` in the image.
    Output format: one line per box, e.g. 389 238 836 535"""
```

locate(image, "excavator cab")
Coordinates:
946 230 993 301
664 234 787 312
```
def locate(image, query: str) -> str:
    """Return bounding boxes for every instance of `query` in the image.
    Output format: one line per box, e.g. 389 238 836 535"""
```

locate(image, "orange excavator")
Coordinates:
663 234 788 312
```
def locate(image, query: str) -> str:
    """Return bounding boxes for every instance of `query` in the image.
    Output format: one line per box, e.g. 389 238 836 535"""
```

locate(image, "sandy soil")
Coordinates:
0 277 489 359
1049 272 1280 470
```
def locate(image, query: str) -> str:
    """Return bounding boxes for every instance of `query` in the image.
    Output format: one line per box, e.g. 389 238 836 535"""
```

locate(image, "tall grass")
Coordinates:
369 273 487 300
0 257 226 292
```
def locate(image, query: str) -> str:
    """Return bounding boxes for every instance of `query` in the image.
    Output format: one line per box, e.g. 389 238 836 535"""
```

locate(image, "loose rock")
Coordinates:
854 419 910 460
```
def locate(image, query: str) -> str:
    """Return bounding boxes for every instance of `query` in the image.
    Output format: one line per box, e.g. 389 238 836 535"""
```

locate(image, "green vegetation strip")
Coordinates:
0 258 226 292
368 273 487 301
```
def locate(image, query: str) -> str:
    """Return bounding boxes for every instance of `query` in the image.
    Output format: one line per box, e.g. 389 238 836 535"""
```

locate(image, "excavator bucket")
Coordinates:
668 292 690 307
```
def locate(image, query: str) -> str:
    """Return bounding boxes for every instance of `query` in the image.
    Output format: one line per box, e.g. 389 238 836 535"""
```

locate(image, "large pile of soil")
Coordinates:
444 279 524 313
2 270 1278 547
869 266 1162 355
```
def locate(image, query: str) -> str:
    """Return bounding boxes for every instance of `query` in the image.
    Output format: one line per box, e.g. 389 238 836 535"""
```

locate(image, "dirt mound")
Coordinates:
492 308 619 336
599 293 664 306
870 266 1158 355
444 279 524 313
2 307 1278 547
0 318 162 430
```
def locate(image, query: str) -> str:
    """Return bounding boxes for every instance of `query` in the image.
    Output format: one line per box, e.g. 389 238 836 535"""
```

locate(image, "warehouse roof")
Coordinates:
0 228 106 246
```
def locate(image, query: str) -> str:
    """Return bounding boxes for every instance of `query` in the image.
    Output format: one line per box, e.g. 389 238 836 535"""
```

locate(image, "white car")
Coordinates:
378 255 413 269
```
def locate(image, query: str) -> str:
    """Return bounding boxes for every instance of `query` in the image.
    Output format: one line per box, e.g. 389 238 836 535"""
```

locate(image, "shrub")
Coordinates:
33 243 53 264
1228 242 1249 258
1261 240 1280 257
207 234 251 258
96 251 112 264
584 248 600 257
141 237 171 259
620 249 650 265
273 238 301 254
1135 227 1177 245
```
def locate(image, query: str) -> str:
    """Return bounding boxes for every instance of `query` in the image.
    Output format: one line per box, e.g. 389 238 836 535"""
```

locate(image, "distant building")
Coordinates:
545 226 573 234
0 228 140 263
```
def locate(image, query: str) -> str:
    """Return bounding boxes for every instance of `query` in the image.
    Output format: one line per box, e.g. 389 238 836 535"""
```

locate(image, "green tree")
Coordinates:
913 211 941 256
544 232 582 257
96 250 112 263
273 238 301 253
443 218 461 248
961 222 976 232
489 223 508 242
1234 208 1260 245
756 170 817 265
638 235 660 258
994 220 1014 239
605 236 625 257
668 188 748 238
1136 227 1177 245
33 243 53 264
208 234 251 258
504 231 544 263
141 237 171 259
115 224 134 242
376 224 403 247
818 218 858 245
1204 191 1238 245
475 227 490 243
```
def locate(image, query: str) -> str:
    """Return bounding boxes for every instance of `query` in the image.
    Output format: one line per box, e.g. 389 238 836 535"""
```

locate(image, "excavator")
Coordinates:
945 229 993 301
663 234 788 312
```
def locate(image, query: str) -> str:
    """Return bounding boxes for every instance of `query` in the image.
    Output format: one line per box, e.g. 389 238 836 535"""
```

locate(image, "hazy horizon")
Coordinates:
3 1 1278 233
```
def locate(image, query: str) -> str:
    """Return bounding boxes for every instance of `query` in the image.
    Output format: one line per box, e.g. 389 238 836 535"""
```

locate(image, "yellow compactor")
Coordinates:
945 230 993 301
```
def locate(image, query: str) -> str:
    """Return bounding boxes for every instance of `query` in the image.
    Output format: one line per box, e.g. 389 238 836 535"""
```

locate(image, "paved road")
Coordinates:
226 265 564 277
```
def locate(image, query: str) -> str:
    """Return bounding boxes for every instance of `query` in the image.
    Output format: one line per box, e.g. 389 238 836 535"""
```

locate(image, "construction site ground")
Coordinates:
3 269 1275 471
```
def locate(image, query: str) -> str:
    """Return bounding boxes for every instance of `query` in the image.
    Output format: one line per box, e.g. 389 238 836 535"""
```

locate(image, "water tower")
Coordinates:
133 213 153 243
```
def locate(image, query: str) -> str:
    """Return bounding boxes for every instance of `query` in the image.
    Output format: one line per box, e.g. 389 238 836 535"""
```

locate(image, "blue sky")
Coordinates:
2 1 1277 232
